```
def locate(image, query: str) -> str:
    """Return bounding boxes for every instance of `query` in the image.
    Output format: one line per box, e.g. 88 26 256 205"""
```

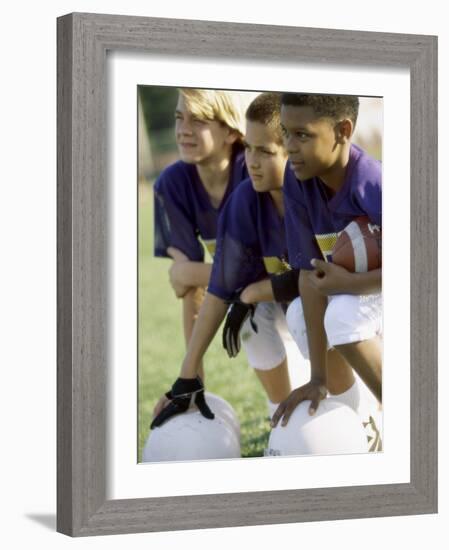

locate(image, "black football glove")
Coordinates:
222 297 258 358
150 376 214 429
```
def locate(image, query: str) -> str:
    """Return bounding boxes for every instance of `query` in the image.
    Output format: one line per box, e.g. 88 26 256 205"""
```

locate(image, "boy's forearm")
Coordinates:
182 262 212 288
180 292 228 378
240 269 302 305
299 270 328 386
346 268 381 295
182 288 205 380
240 279 274 304
309 260 381 296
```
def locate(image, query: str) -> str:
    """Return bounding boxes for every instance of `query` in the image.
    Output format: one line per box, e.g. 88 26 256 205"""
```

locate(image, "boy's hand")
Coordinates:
169 260 191 298
167 247 191 298
222 298 258 358
150 376 214 429
308 259 352 296
270 381 328 427
153 394 171 419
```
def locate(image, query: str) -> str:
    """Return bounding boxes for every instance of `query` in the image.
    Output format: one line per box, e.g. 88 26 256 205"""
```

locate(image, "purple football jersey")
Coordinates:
154 147 247 261
283 144 381 269
208 178 290 301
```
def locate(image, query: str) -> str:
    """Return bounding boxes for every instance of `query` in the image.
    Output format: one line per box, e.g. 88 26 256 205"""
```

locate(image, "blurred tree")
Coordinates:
138 86 178 133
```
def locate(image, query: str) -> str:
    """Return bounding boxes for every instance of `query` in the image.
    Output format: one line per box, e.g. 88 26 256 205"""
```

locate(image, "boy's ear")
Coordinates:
334 118 353 144
225 129 241 145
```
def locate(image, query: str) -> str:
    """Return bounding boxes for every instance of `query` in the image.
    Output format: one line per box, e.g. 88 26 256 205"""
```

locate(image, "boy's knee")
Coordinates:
285 297 309 359
241 302 286 371
324 295 373 347
286 297 303 325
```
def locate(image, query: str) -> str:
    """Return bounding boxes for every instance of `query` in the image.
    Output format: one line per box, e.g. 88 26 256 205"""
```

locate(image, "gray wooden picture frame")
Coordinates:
57 12 438 537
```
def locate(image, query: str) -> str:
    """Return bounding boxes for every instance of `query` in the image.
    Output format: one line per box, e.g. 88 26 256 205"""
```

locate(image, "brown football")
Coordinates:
332 216 381 272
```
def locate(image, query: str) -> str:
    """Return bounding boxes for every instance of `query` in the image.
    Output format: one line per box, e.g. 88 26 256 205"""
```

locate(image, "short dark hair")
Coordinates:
246 92 283 144
281 93 359 129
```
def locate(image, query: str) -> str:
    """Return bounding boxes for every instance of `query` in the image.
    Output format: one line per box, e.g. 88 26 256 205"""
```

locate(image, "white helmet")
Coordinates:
203 392 240 438
142 394 240 463
266 398 368 457
354 375 383 452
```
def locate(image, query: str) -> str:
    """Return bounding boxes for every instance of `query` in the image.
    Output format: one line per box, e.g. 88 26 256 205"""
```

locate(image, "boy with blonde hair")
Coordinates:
154 89 249 375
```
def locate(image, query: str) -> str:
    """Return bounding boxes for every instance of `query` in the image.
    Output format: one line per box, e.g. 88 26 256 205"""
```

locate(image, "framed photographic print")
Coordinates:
57 12 437 537
137 85 383 464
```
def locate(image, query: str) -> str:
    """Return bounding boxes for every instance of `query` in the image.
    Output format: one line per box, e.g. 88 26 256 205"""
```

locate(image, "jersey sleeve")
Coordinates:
283 175 324 270
350 153 382 227
355 179 382 227
153 168 205 262
208 183 267 301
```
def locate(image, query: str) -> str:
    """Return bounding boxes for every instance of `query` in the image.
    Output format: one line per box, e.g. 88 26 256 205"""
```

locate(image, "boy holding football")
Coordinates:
272 93 382 428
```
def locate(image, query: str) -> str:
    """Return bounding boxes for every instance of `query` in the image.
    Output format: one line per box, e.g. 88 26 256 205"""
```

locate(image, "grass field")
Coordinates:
138 183 271 460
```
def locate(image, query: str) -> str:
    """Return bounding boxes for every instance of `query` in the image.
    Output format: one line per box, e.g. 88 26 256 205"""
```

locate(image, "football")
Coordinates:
266 399 368 457
332 216 381 272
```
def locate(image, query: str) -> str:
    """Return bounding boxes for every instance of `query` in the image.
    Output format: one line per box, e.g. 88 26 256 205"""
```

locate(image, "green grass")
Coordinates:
138 184 270 460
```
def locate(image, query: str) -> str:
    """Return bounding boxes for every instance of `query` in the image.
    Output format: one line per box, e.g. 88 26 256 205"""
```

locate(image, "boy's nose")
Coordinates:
245 149 256 165
248 155 260 169
178 120 193 135
285 136 299 155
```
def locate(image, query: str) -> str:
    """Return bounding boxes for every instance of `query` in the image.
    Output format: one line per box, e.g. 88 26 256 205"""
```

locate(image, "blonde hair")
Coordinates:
178 88 249 137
